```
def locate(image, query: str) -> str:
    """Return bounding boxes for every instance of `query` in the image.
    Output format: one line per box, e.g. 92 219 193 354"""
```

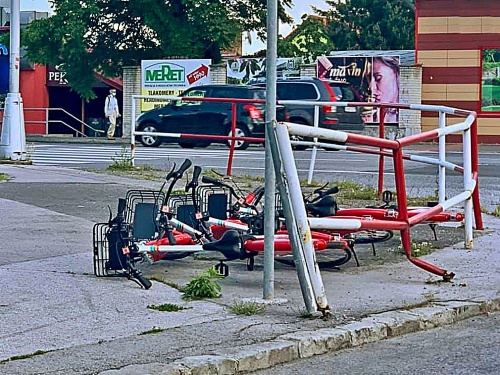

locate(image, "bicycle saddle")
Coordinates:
202 230 244 261
306 195 338 217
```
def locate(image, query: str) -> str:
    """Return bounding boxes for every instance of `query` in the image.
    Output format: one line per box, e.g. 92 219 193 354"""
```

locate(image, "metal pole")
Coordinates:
438 111 446 203
263 0 278 300
130 96 136 167
0 0 26 160
307 105 320 183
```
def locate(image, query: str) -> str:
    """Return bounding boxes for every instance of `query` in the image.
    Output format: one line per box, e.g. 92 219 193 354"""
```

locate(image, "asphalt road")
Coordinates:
30 142 500 212
254 313 500 375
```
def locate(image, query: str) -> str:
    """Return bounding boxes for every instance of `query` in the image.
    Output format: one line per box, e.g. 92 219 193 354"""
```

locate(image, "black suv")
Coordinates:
136 85 283 150
253 77 364 132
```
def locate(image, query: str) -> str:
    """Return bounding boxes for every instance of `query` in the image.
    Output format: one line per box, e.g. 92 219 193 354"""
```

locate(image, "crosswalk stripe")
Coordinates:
30 144 265 166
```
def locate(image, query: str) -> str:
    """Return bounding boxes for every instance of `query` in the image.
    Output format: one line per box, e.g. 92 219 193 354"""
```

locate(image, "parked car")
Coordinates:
252 77 365 147
135 85 285 150
324 80 366 132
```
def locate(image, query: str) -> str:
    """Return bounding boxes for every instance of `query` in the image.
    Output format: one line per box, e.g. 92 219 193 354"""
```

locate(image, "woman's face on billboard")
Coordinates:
371 59 399 103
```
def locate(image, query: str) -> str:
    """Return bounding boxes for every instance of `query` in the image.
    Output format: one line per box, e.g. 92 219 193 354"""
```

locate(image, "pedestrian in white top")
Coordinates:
104 88 121 139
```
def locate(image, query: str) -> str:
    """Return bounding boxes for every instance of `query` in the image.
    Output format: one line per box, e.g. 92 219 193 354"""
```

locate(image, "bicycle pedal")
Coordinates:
214 261 229 277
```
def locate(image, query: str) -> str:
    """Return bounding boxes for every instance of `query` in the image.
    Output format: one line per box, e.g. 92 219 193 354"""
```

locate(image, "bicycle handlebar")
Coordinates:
201 176 221 186
186 165 202 193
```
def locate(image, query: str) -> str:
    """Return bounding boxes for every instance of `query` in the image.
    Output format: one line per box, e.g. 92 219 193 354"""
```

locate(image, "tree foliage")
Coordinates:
277 15 335 63
22 0 292 99
315 0 415 51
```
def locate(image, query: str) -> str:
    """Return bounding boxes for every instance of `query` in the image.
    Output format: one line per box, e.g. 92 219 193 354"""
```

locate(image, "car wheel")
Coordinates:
227 126 249 150
138 123 162 147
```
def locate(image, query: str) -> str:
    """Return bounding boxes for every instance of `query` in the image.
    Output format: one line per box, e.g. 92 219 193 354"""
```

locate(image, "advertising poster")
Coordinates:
141 59 211 112
317 55 400 124
0 44 9 95
226 57 303 84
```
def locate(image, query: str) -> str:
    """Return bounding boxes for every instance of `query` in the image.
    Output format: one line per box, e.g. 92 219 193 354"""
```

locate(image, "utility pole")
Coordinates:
0 0 27 161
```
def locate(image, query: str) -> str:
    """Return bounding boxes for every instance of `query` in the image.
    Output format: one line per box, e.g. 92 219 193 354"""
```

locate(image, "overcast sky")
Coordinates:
20 0 331 54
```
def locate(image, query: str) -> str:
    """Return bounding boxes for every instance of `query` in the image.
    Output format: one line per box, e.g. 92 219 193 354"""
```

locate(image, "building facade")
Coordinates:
416 0 500 143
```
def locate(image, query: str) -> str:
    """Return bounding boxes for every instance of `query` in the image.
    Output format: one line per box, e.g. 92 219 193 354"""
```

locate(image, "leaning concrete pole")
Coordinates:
262 0 278 300
0 0 27 161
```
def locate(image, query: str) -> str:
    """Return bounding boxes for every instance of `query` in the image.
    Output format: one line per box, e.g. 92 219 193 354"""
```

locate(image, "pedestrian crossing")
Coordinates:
29 144 265 166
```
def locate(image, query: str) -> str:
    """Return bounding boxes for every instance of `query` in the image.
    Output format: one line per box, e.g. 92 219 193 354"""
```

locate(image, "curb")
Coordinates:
98 299 499 374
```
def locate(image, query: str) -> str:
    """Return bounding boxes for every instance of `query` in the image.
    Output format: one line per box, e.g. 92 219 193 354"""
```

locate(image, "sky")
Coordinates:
19 0 331 54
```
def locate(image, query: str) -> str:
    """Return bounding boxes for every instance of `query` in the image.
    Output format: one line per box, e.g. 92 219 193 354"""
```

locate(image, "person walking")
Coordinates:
104 88 121 139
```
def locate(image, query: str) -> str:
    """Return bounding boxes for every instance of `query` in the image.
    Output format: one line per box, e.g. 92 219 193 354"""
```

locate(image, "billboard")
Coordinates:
141 59 211 112
317 55 400 124
226 57 303 84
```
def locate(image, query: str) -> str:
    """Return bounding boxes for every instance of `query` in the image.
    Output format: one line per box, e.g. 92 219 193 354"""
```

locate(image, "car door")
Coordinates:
161 87 210 135
205 87 239 135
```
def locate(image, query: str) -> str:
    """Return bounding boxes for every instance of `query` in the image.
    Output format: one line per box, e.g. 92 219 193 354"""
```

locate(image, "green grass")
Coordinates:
0 173 7 182
492 204 500 217
0 350 49 364
138 326 165 335
147 303 191 312
228 301 266 316
182 267 223 300
398 241 434 257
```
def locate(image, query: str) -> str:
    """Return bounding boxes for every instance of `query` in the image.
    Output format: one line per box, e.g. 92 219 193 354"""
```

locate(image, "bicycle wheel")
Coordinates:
352 230 393 244
274 248 352 270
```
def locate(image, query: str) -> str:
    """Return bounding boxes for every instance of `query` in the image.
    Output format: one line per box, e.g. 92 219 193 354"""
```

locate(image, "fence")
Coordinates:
0 107 105 137
273 102 483 312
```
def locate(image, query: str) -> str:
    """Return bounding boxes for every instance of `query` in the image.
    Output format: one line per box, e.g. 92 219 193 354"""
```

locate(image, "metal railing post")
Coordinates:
45 108 49 135
131 96 136 167
307 105 320 184
463 127 473 248
438 111 446 203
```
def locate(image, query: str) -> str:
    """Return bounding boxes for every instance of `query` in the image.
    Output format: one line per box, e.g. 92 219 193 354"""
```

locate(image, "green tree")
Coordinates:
315 0 415 51
22 0 292 99
277 15 335 63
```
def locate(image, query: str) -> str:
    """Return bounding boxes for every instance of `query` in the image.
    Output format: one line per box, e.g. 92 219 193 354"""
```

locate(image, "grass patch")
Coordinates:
138 326 164 335
228 301 266 316
0 173 8 182
108 146 133 170
334 180 378 200
491 204 500 217
398 241 434 257
147 303 191 312
0 350 49 364
182 267 223 300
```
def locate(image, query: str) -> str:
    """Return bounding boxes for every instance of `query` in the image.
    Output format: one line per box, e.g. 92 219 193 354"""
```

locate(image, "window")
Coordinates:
481 49 500 112
277 83 319 100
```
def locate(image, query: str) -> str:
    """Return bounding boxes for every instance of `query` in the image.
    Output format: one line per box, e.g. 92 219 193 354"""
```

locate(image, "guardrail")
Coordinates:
271 100 481 283
0 107 105 137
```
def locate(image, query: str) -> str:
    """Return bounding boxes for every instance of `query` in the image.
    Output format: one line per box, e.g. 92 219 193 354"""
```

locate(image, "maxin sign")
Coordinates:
144 62 185 86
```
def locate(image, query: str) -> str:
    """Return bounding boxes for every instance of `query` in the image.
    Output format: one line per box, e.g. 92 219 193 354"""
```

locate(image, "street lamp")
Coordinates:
0 0 27 161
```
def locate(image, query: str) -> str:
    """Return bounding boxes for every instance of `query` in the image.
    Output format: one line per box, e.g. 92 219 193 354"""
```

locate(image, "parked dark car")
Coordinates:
324 80 366 132
253 77 365 134
135 84 285 150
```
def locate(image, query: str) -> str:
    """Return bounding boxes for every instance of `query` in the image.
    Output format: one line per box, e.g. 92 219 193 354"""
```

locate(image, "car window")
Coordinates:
340 86 355 101
332 86 343 100
176 88 208 106
277 82 319 100
210 88 241 99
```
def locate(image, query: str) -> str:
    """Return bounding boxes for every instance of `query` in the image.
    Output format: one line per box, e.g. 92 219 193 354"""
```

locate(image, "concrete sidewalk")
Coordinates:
0 165 499 375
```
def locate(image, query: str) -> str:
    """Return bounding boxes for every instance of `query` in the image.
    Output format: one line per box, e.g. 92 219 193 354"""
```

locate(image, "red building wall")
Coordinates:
416 0 500 143
20 64 49 134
